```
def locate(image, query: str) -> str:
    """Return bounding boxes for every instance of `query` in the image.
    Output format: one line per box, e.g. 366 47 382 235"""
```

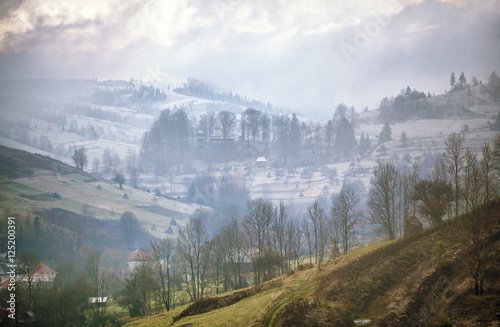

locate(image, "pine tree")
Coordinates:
400 131 407 146
333 104 356 159
459 72 467 87
378 122 392 144
290 113 301 160
359 132 371 154
450 72 456 90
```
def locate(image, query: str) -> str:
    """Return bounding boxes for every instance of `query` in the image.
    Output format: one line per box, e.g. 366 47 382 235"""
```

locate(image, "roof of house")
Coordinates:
33 262 57 275
0 279 9 290
0 263 10 275
130 249 150 261
88 297 108 304
256 157 267 162
408 215 423 227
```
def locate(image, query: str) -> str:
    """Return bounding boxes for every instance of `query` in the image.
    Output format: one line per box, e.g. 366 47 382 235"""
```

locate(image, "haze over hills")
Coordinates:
0 75 498 214
1 0 499 117
0 74 499 326
1 0 500 326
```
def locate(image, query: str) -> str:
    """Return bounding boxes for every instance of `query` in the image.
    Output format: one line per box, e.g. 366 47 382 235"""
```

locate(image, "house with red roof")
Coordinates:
19 262 58 284
1 262 57 291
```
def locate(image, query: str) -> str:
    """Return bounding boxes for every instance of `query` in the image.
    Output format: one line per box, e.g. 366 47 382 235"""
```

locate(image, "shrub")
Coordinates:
173 280 283 322
297 263 313 271
431 315 453 327
50 192 61 199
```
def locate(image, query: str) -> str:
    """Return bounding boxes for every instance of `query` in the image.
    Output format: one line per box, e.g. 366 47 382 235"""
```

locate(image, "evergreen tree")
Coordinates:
450 72 456 90
400 131 407 146
378 122 392 144
489 70 500 84
325 120 334 156
359 132 371 154
290 113 301 160
459 72 467 87
333 104 356 159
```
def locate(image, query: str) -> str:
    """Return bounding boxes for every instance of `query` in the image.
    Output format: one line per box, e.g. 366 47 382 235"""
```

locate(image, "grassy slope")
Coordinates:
0 145 198 237
126 202 500 327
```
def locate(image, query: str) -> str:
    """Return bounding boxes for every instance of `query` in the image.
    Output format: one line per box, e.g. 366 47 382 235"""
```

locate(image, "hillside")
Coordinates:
0 145 199 239
0 80 498 215
124 200 500 327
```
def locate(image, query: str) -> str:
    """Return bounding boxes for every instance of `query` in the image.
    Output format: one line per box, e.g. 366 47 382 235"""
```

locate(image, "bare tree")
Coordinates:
400 163 421 236
480 142 496 203
243 108 261 141
217 110 236 138
272 200 287 274
222 217 248 290
210 233 227 294
135 254 158 316
261 113 270 144
330 186 363 255
244 198 274 283
177 217 212 301
460 154 495 295
414 178 451 226
368 161 399 240
102 148 113 171
408 163 421 216
444 133 465 218
285 219 301 271
86 249 110 323
148 238 175 311
18 251 40 305
463 147 479 214
317 212 329 269
301 219 313 266
218 110 236 153
93 157 100 173
306 201 324 264
198 112 218 140
328 217 340 259
126 149 140 188
493 133 500 170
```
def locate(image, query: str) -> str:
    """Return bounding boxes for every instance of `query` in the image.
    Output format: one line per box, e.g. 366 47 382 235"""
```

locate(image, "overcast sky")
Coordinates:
1 0 499 119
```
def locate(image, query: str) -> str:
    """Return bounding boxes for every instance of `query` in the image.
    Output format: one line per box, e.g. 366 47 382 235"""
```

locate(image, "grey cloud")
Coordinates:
0 0 27 20
0 0 499 119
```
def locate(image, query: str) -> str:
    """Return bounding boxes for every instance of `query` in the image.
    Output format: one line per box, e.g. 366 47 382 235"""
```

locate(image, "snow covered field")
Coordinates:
1 82 498 215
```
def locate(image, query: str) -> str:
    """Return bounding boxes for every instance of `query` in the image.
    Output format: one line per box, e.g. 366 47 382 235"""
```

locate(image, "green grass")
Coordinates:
0 164 197 239
1 182 43 195
0 193 10 201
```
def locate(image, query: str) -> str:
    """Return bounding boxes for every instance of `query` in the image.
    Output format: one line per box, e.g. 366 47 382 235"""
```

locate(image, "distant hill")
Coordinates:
0 79 498 214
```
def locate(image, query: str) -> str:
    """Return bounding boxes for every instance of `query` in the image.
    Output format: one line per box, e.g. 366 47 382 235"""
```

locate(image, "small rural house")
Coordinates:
256 157 267 167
